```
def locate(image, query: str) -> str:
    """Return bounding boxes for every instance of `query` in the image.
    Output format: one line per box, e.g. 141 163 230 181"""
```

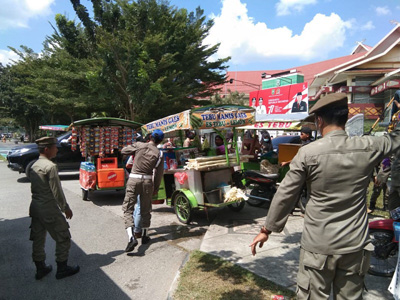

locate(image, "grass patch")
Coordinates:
0 155 6 162
174 250 296 300
366 182 390 219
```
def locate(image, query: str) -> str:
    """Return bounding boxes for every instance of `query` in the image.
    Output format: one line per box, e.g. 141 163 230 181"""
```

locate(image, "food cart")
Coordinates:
69 117 142 201
141 105 256 224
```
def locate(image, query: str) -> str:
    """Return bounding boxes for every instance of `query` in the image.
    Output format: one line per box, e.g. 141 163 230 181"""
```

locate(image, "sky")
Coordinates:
1 0 400 71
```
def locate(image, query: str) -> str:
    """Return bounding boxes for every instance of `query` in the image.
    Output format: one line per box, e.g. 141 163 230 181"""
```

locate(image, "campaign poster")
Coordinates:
249 82 308 121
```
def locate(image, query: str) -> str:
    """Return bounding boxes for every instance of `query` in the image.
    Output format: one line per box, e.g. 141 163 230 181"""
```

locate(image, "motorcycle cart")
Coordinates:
69 117 142 201
142 105 256 224
236 119 315 210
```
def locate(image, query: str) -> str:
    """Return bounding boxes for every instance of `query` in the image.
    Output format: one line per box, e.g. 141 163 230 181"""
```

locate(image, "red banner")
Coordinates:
249 83 308 119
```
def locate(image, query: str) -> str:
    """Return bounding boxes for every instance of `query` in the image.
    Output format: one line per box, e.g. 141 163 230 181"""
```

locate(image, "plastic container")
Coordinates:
204 189 222 204
97 157 118 169
97 168 125 188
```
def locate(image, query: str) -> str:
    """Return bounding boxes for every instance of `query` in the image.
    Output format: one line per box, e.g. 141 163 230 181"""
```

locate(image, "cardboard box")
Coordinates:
97 168 125 188
278 143 302 163
79 168 97 190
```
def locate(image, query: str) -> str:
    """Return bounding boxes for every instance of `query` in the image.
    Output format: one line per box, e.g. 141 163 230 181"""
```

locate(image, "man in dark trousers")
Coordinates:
250 93 400 299
121 129 164 252
29 137 79 280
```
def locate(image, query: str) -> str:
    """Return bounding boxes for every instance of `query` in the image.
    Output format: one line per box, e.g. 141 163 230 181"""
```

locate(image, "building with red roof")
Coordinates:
217 24 400 122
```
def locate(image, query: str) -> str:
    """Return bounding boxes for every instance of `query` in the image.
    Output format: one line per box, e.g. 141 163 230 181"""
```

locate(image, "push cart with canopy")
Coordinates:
142 105 256 224
69 117 142 200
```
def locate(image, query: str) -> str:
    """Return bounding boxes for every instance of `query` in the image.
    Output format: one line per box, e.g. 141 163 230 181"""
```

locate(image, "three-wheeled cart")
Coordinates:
69 117 142 201
142 105 256 224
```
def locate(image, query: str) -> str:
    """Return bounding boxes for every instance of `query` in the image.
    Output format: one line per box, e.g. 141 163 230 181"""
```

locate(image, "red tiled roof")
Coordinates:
274 52 366 84
217 52 366 94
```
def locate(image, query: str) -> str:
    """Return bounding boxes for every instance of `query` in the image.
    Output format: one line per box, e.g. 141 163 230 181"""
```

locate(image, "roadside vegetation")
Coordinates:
0 0 232 141
367 181 390 219
174 250 296 300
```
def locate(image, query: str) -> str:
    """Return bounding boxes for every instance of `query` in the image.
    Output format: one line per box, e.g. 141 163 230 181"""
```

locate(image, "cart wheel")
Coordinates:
174 193 192 224
82 189 89 201
228 200 245 212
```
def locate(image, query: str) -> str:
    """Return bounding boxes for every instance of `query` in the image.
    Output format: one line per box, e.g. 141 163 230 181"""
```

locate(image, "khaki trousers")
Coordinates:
297 248 370 300
30 215 71 262
122 177 153 229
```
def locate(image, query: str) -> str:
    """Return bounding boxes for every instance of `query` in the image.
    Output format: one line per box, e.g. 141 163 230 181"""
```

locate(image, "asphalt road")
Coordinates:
0 161 213 300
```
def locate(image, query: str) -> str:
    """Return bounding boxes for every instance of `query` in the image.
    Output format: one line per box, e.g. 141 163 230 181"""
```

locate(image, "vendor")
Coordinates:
215 135 226 155
183 130 196 147
260 130 273 153
300 126 314 145
163 138 175 149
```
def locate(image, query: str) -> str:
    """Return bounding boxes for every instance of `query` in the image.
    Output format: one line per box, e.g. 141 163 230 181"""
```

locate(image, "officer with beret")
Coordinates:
250 93 400 299
29 136 79 280
121 129 164 252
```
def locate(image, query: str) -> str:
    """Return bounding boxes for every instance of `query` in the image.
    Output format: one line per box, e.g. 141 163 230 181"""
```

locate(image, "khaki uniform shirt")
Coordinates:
121 142 164 191
265 129 400 255
29 156 69 218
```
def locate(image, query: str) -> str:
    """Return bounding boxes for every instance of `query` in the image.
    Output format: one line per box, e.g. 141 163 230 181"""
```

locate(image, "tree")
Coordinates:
211 90 247 106
63 0 230 123
0 60 44 141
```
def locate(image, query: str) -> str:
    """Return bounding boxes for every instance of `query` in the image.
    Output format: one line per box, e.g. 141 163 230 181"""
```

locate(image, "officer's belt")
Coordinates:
129 173 152 180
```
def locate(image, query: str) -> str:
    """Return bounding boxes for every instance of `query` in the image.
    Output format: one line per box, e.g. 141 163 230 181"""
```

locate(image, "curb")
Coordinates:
166 252 190 300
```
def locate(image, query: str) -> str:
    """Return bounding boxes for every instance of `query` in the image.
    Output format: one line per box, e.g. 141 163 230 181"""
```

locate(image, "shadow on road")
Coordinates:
0 216 131 300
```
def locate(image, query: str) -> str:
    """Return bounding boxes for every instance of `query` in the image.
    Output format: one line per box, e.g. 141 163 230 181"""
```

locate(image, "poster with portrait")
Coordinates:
249 82 309 122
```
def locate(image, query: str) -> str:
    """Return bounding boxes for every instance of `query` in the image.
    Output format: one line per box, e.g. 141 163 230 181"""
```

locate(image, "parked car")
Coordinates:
7 132 83 178
271 135 301 152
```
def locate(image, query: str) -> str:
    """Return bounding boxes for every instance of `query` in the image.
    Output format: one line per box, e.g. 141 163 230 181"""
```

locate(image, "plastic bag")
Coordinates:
260 159 279 174
174 172 188 184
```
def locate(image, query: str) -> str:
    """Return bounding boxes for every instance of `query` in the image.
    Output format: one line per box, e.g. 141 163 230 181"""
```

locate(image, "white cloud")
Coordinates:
0 0 54 30
0 49 20 66
204 0 351 67
375 6 390 16
361 21 375 30
276 0 317 16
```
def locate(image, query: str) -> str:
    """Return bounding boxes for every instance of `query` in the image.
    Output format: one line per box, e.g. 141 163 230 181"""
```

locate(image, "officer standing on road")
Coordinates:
29 137 80 280
250 93 400 299
121 129 164 252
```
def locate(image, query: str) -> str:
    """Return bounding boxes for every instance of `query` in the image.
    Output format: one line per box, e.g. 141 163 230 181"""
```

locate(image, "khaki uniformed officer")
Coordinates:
121 129 164 252
250 93 400 299
29 137 79 280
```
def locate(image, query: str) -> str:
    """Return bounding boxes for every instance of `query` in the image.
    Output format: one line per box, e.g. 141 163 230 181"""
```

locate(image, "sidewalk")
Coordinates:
199 204 392 299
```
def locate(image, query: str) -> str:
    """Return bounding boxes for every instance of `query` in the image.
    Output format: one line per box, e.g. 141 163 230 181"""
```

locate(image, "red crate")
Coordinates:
97 157 118 169
97 168 125 188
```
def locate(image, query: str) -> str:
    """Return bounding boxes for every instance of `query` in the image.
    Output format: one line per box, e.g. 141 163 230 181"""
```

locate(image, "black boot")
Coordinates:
56 260 80 280
125 237 138 252
142 229 150 244
34 261 52 280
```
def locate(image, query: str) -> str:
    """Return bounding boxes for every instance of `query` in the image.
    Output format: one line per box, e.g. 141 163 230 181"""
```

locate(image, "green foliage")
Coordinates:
68 0 230 123
0 59 44 141
1 0 230 132
211 89 247 106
